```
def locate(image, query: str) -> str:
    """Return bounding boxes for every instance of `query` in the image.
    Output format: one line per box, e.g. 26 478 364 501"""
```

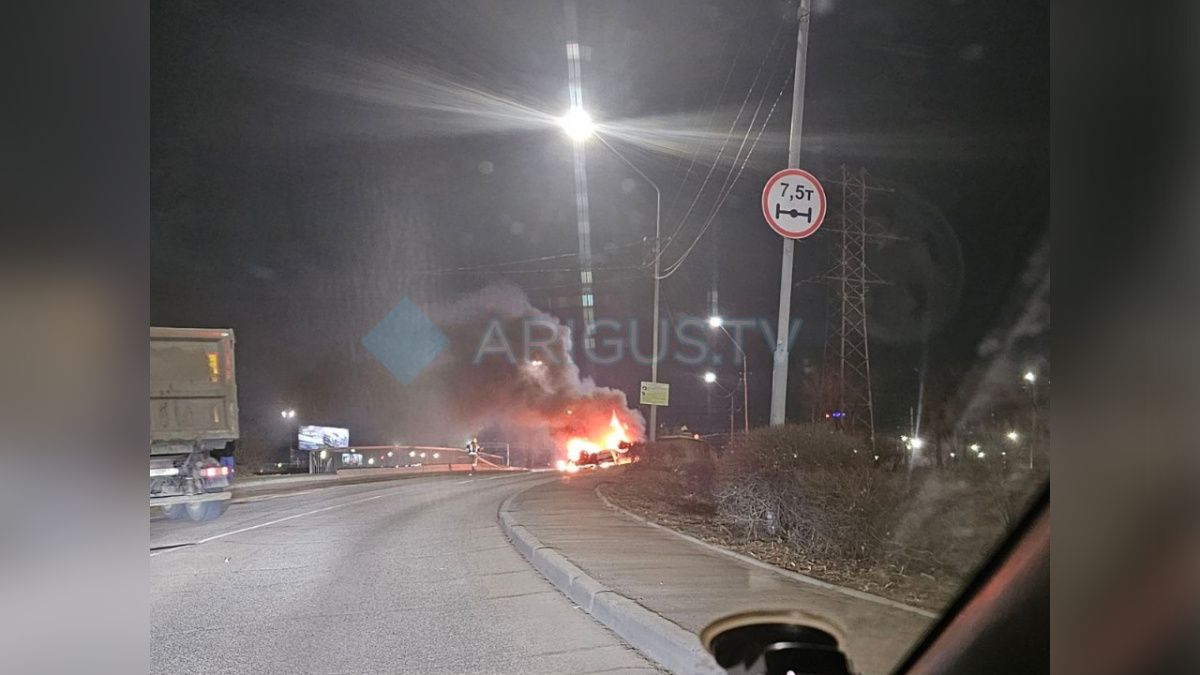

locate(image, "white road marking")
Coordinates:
231 487 321 504
150 494 384 558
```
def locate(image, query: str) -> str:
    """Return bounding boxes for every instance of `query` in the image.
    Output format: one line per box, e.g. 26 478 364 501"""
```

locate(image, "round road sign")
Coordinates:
762 168 827 239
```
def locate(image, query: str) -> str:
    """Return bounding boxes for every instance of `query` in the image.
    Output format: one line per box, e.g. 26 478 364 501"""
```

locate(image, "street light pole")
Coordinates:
595 134 662 442
710 317 750 435
1024 371 1039 470
723 326 750 435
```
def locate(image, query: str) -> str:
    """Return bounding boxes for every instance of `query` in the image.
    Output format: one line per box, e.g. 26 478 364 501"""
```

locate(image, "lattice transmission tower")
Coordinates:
821 167 893 449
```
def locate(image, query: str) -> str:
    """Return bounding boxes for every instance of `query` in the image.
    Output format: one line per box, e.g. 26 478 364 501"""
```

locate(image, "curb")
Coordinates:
498 487 724 675
595 484 938 620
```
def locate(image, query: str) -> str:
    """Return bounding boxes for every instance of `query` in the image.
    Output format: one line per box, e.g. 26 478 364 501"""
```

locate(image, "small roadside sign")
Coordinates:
639 381 669 406
762 168 827 239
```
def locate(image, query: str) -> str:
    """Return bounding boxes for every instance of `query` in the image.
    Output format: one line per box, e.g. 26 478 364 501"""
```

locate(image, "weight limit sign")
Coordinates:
761 168 827 239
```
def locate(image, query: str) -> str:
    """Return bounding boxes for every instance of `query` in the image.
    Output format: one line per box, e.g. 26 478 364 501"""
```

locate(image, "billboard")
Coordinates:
298 425 349 450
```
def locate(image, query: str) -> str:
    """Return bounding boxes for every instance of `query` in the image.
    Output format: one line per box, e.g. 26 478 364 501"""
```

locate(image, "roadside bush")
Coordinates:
624 440 717 515
614 424 1044 607
715 425 898 562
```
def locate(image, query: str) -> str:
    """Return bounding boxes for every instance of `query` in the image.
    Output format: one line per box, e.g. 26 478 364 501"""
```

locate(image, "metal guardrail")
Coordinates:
304 445 512 474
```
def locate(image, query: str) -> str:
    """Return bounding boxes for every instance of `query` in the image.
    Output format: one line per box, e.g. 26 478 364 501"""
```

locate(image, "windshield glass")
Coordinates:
151 1 1047 673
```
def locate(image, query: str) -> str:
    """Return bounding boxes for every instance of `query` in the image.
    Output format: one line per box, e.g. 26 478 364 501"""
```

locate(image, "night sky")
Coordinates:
151 0 1047 456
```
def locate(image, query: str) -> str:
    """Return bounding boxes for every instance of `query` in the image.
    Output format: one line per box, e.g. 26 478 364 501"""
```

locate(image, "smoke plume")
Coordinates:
409 285 644 452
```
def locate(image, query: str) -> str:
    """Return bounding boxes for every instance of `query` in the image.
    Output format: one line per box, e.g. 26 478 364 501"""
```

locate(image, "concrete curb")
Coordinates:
498 488 724 675
595 484 938 620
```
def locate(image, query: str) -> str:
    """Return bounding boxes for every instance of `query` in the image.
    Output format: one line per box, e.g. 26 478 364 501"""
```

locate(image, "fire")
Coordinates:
559 411 633 471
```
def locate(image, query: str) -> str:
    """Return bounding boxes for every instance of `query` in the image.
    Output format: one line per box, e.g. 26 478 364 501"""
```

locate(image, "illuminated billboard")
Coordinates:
298 425 349 450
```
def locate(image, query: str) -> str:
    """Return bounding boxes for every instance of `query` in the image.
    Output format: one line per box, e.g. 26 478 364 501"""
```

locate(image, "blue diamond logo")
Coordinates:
362 298 448 385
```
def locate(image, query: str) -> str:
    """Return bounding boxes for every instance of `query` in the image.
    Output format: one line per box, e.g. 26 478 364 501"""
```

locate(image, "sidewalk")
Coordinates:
501 472 935 675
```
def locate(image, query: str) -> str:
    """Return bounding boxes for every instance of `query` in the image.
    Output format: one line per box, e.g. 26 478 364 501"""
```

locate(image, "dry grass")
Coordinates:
606 425 1043 612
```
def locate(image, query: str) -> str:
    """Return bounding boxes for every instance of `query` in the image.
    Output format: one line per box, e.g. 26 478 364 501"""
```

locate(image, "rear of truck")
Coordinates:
150 327 239 521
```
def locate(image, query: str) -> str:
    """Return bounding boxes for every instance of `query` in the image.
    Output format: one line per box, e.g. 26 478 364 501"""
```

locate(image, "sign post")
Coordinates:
769 0 817 427
639 381 670 407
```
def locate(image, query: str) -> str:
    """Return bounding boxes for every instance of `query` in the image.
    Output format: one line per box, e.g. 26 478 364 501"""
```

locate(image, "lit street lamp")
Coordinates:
1006 430 1020 443
280 408 296 419
557 111 662 442
557 107 594 142
1022 368 1040 470
703 371 737 440
709 315 749 435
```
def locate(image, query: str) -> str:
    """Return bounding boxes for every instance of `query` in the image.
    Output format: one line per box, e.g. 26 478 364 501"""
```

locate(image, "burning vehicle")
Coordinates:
554 411 636 473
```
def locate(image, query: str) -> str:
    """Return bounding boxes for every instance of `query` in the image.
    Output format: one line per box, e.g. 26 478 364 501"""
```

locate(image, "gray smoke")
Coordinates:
402 284 645 451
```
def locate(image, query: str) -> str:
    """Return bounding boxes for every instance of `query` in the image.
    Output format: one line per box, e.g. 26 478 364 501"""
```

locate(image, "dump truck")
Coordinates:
150 327 238 521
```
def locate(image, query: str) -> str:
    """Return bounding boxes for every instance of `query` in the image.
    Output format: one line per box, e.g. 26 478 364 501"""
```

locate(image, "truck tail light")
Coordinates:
201 466 230 478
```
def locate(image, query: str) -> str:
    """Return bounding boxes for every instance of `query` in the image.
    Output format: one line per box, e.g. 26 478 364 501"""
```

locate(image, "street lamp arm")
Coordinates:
719 325 748 360
594 131 664 443
594 134 662 204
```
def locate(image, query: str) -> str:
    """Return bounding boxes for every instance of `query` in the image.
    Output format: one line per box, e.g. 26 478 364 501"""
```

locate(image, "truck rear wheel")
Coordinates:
185 499 228 521
161 504 190 520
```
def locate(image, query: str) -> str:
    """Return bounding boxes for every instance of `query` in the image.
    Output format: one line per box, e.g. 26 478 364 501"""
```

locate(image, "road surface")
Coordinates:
150 473 658 674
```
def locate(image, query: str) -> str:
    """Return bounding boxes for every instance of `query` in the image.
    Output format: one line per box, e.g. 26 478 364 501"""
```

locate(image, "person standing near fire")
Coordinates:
465 437 480 475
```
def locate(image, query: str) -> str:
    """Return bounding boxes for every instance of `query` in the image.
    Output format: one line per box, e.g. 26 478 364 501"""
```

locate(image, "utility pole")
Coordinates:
770 0 813 426
742 363 749 434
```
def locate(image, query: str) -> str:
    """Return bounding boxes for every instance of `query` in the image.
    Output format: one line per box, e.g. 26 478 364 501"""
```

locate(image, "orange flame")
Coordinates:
561 410 632 470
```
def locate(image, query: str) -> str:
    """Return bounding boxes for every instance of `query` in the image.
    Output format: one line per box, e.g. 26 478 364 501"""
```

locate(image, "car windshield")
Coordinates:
151 1 1047 673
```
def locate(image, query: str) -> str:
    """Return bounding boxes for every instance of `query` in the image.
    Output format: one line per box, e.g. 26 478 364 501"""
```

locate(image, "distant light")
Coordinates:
978 452 986 459
1023 371 1037 383
319 450 328 459
703 371 717 384
873 455 880 461
557 107 594 141
949 452 956 458
387 451 394 457
420 452 426 458
1006 431 1020 442
1001 451 1007 456
910 437 925 450
566 409 573 415
368 457 375 465
409 450 417 458
900 435 909 442
276 462 282 468
529 359 544 367
969 443 981 452
708 315 723 328
433 452 440 459
693 433 701 440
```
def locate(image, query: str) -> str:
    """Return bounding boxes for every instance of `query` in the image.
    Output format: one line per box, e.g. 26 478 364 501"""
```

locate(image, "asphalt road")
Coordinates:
150 473 659 674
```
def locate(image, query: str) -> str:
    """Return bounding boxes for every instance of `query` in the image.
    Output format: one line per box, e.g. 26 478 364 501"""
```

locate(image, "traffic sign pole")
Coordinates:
770 0 813 426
